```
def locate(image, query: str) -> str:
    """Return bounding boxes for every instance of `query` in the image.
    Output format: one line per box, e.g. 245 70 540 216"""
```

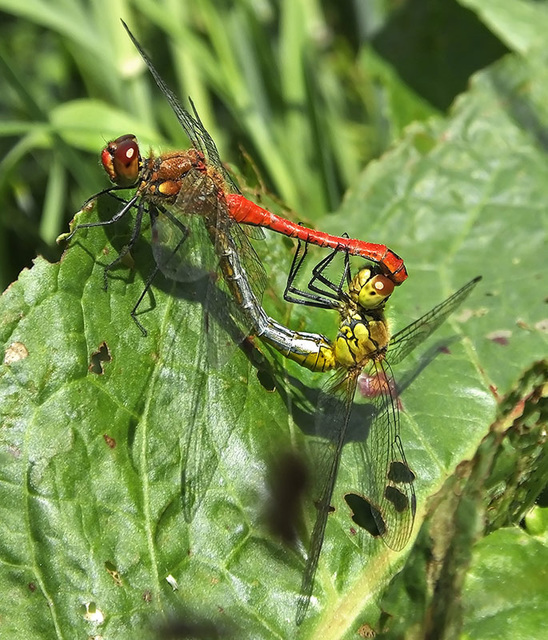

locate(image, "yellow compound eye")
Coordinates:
358 274 394 309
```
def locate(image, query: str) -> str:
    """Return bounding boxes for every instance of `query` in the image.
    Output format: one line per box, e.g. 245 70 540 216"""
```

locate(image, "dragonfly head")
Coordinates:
101 134 141 188
349 268 395 311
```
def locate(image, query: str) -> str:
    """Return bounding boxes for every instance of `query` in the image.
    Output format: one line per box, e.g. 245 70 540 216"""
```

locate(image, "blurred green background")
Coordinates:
0 0 508 292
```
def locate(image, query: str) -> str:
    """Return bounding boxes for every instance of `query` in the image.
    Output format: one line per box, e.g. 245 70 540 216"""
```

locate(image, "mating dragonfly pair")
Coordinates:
65 22 480 625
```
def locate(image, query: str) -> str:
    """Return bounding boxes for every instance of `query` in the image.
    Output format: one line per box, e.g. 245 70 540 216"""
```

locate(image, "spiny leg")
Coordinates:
100 197 147 290
130 205 191 336
284 237 347 309
306 235 351 298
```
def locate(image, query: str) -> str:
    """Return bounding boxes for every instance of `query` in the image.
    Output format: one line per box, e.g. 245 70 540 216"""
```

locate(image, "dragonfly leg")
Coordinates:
283 238 337 309
129 263 160 337
283 236 307 297
65 189 138 241
155 204 190 236
129 204 192 336
284 236 352 309
306 236 351 299
101 198 147 290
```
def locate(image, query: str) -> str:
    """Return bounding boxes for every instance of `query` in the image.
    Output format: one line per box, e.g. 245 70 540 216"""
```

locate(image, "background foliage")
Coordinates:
0 1 546 639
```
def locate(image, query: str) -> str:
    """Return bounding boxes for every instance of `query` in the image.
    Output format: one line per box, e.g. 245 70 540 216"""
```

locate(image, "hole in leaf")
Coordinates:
387 461 416 484
3 342 29 365
105 561 122 587
82 601 104 623
358 622 377 638
384 486 410 513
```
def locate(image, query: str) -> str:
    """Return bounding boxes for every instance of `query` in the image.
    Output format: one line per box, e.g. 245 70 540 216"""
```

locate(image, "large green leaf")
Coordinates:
460 0 548 55
463 524 548 640
1 35 547 640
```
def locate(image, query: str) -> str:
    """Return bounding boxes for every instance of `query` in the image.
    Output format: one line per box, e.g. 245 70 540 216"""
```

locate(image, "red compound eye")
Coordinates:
101 134 140 187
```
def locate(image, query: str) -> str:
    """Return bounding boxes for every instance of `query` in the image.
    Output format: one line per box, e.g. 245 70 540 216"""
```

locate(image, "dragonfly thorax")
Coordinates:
137 148 222 211
334 310 390 369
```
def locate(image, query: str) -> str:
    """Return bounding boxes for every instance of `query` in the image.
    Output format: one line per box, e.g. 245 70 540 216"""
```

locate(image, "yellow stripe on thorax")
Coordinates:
334 312 389 368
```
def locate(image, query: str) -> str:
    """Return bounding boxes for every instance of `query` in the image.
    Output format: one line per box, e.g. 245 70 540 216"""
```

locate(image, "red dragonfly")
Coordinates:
77 21 407 317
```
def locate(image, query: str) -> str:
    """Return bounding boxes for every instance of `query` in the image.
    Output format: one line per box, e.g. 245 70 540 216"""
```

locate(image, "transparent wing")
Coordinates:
298 353 418 621
175 167 268 340
203 282 250 368
388 276 481 366
354 358 416 551
151 206 216 283
180 296 248 521
181 319 212 521
297 368 359 624
123 21 266 238
151 161 267 336
222 218 268 305
202 216 267 366
122 22 232 186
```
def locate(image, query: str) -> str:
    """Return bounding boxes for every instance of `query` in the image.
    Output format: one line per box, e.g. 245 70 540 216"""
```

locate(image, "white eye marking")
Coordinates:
125 148 135 160
374 280 384 292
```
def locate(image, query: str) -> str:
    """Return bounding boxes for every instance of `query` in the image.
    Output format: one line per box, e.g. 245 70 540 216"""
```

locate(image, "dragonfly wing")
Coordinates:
153 170 261 367
354 358 416 551
181 326 211 521
204 288 249 368
122 23 269 247
199 189 267 346
187 98 240 192
202 206 265 364
199 222 262 367
241 223 265 241
297 368 359 624
151 205 217 282
226 220 268 304
181 305 247 521
388 277 481 366
122 22 246 198
122 26 223 174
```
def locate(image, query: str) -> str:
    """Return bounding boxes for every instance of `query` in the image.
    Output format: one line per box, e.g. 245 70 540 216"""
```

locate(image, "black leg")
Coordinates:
129 262 160 337
283 237 308 297
306 234 351 299
65 189 138 241
100 198 147 290
129 205 191 335
283 238 339 309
